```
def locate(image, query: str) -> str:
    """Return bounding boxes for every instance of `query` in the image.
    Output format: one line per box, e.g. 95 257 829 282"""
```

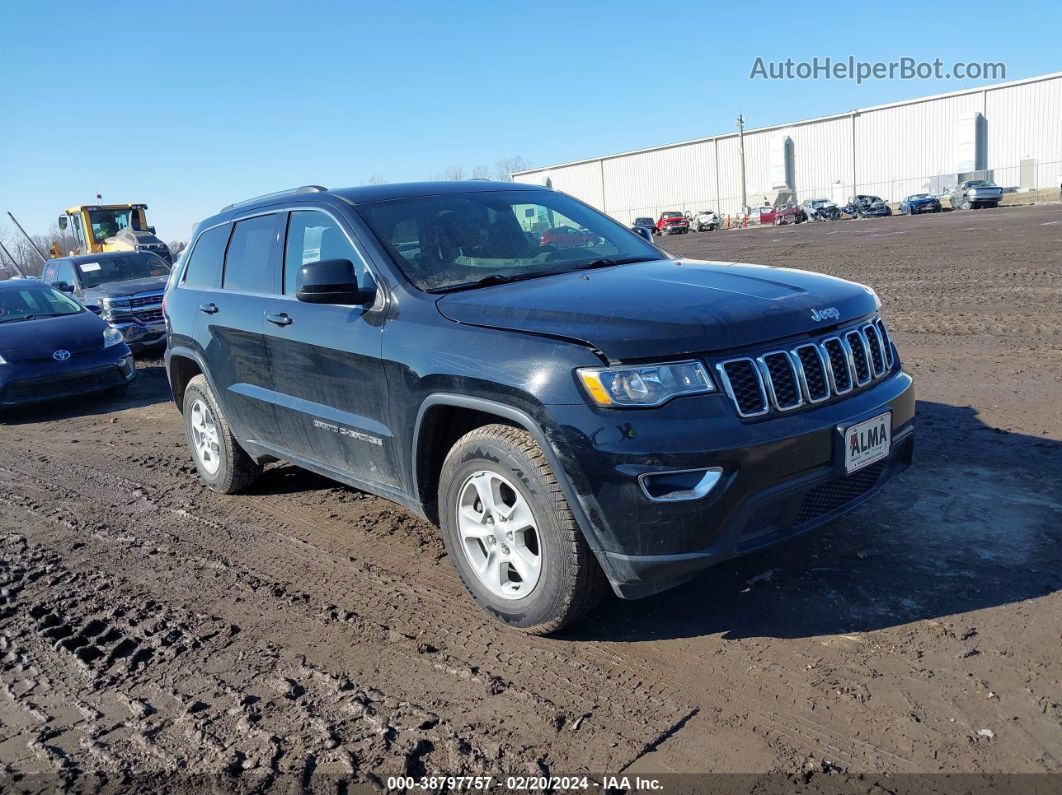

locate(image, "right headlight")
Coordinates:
103 325 125 348
576 361 714 407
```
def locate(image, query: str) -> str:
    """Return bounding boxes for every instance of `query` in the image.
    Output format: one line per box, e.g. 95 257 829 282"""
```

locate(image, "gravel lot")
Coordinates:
1 203 1060 790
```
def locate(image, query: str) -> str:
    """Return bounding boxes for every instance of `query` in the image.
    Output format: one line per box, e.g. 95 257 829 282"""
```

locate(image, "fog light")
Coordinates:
638 467 723 502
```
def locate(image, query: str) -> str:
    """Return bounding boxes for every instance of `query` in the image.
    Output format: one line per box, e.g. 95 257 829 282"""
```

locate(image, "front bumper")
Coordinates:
545 370 914 598
0 349 136 408
112 319 167 350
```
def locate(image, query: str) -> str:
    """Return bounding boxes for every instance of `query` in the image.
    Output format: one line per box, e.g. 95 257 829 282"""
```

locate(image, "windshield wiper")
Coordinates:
429 269 565 294
0 313 65 323
576 256 657 270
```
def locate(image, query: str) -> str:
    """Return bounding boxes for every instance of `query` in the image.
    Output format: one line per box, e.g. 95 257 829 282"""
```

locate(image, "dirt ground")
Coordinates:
1 203 1060 791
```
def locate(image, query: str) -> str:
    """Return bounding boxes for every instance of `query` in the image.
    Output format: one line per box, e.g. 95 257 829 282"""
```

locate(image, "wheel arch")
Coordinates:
164 346 208 412
411 395 606 563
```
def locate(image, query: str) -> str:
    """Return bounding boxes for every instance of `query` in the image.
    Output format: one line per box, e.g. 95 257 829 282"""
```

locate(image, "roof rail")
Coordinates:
220 185 327 213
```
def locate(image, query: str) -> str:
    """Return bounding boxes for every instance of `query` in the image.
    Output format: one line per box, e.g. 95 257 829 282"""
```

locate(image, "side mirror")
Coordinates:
52 281 74 293
296 258 371 304
631 226 654 243
58 216 68 230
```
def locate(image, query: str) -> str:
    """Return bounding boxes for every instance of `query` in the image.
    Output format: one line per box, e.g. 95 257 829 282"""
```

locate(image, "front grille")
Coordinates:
794 460 887 524
716 319 895 418
129 292 163 309
135 309 163 324
874 318 894 368
719 359 768 416
845 330 871 384
863 324 886 376
5 368 124 402
760 352 801 410
794 344 829 402
822 337 852 393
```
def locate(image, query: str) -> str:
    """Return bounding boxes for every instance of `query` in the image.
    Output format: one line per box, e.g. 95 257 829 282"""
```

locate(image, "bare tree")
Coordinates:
470 164 492 180
437 166 465 182
365 174 387 185
494 156 532 182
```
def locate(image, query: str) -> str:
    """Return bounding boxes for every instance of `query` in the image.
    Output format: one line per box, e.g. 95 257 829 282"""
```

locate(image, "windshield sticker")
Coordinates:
80 262 102 272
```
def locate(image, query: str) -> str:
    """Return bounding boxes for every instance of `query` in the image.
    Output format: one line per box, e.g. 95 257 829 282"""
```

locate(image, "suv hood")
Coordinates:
436 259 879 361
83 276 169 301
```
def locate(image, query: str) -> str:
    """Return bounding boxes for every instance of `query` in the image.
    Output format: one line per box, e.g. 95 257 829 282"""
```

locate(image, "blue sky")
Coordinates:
1 0 1058 243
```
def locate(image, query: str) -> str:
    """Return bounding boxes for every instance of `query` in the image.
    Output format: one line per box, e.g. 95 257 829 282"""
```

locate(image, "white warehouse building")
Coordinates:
512 72 1062 224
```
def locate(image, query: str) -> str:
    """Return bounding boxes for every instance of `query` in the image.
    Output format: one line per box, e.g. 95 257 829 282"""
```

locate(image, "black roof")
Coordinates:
330 180 545 205
199 180 550 234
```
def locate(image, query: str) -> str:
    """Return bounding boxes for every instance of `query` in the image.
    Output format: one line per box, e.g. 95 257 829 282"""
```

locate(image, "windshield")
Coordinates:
87 208 135 243
634 218 653 225
0 285 83 323
967 180 997 188
909 194 931 199
661 212 682 218
77 253 170 289
356 189 661 292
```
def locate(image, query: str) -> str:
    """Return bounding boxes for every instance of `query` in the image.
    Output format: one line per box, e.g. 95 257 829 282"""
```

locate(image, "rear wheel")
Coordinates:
182 374 261 494
438 424 608 634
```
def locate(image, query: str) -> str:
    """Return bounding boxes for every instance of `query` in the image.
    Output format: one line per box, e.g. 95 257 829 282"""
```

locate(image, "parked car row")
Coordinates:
637 178 1005 233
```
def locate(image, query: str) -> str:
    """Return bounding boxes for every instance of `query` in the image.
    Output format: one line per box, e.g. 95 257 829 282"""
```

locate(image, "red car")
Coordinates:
539 225 601 249
655 211 690 235
754 203 805 225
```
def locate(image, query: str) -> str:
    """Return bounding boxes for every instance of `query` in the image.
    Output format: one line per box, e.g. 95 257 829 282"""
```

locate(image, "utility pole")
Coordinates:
737 114 748 216
6 212 47 265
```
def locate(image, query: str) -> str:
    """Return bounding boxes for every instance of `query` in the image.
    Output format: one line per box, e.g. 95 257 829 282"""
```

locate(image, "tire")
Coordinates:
182 374 261 494
438 424 609 634
961 198 971 210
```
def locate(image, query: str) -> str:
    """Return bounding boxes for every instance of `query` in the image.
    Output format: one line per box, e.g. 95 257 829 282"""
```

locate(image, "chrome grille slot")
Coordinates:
874 318 894 368
717 359 768 417
793 344 830 402
844 330 872 385
862 323 886 376
129 292 163 309
758 352 802 410
821 337 853 394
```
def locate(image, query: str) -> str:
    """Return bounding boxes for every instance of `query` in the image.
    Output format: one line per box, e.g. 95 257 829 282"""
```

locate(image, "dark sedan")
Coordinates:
0 279 136 410
899 193 943 214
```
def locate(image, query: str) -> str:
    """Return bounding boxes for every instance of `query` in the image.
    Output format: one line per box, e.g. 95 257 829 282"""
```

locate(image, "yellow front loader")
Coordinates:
53 203 172 263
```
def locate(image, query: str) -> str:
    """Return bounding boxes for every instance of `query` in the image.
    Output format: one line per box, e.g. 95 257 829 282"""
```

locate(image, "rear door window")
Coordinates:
224 214 279 293
182 225 230 289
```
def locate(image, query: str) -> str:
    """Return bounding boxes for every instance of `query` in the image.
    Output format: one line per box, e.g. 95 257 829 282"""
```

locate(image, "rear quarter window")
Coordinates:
182 225 230 289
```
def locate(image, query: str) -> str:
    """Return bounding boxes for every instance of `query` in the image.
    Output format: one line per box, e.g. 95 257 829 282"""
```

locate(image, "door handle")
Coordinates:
265 312 293 326
199 303 219 314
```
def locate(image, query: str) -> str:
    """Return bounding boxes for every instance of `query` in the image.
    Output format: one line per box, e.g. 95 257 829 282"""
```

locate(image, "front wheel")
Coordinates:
438 425 608 634
182 374 261 494
961 198 972 210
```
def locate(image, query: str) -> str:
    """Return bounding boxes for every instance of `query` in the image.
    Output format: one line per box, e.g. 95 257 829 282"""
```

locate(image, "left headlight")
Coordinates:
103 325 125 348
576 361 714 407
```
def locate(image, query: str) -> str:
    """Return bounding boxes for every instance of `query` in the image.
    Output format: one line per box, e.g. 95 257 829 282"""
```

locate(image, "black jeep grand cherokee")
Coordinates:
164 181 914 633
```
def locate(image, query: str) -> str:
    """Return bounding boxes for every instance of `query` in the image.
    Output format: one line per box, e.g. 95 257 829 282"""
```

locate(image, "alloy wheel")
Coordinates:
456 470 542 599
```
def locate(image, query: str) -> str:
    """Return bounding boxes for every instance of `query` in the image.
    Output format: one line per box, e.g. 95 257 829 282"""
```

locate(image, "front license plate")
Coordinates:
844 412 891 473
